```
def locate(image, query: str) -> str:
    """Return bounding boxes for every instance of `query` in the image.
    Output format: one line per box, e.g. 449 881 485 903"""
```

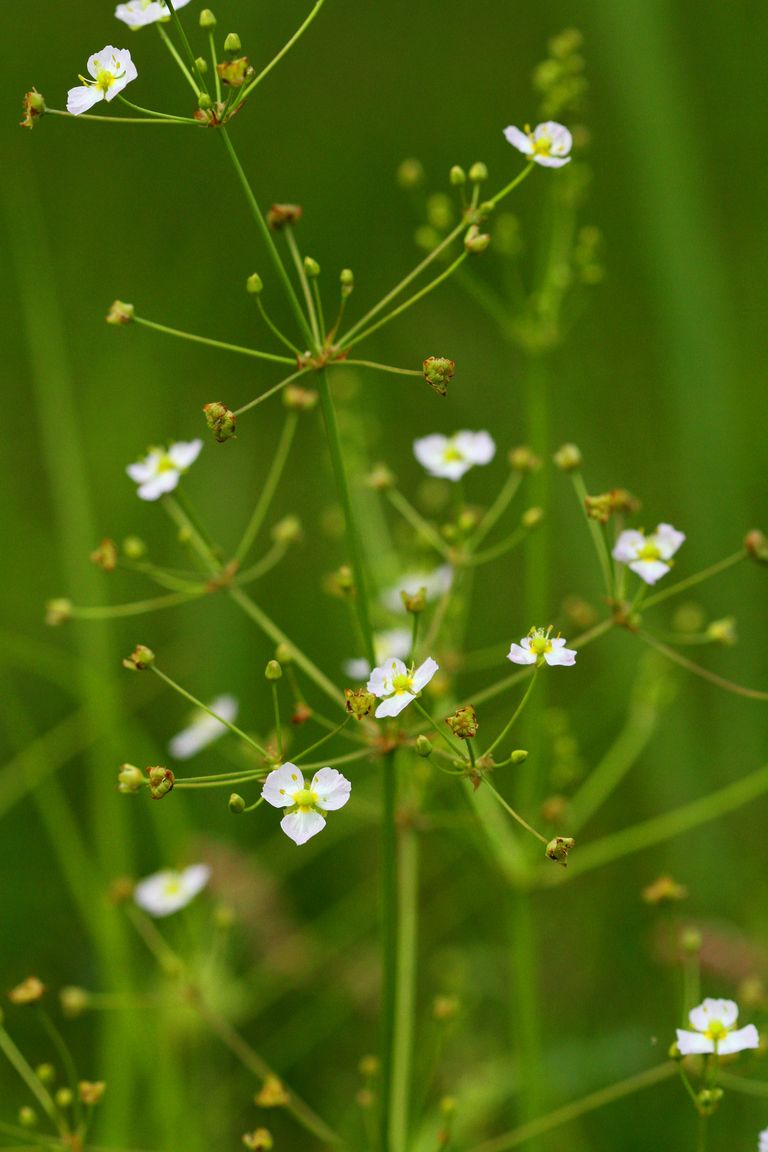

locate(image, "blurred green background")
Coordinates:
2 1 767 1149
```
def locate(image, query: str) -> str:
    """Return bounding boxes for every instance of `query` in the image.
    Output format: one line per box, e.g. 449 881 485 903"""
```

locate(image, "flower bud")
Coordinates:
265 660 282 681
45 598 72 626
60 986 90 1018
79 1082 106 1106
553 443 582 471
291 702 311 725
229 793 246 814
422 355 455 396
680 926 703 954
642 875 688 905
122 644 155 671
36 1064 55 1085
117 764 144 794
340 268 354 296
271 515 302 545
106 299 134 326
510 749 528 764
415 735 432 757
224 31 241 51
123 535 146 560
359 1054 379 1077
427 193 455 231
584 493 612 525
522 506 544 529
697 1088 723 1117
345 688 376 720
706 616 737 646
545 835 576 867
147 766 174 800
303 256 320 278
254 1075 290 1108
243 1130 273 1151
401 586 427 614
199 9 216 27
433 994 459 1021
397 157 425 189
55 1087 74 1108
90 537 118 572
195 56 208 74
216 57 251 87
203 401 237 442
267 203 302 230
18 1106 37 1128
468 161 488 182
445 705 479 739
366 463 396 491
246 272 264 294
449 165 466 186
198 92 213 109
333 565 355 595
283 385 318 411
745 529 768 564
508 445 541 472
20 89 45 129
9 977 45 1005
464 224 491 253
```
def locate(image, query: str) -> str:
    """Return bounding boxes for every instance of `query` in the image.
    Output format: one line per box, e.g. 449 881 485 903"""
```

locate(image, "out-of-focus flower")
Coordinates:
261 764 351 846
507 627 576 667
676 998 759 1057
380 566 453 614
612 523 685 586
126 439 203 501
503 121 572 167
168 695 238 760
413 431 496 481
133 864 211 917
343 628 412 681
67 47 137 115
759 1127 768 1152
115 0 192 27
367 657 439 718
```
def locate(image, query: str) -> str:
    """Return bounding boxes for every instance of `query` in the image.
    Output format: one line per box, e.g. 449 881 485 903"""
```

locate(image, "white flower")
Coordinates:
759 1128 768 1152
168 695 238 760
67 46 138 116
507 627 576 667
612 523 685 586
367 657 439 719
126 439 203 501
503 121 573 168
343 628 413 681
676 998 759 1057
380 566 453 614
261 764 351 846
133 863 210 917
116 0 192 28
413 431 496 481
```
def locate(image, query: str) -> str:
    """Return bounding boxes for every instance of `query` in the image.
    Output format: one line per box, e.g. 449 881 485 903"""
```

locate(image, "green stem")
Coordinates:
483 667 539 760
641 549 746 609
390 818 418 1152
234 366 311 417
156 22 200 96
337 359 422 378
163 495 218 572
38 1009 84 1132
385 489 454 560
0 1026 63 1134
569 471 614 597
162 0 209 94
45 107 197 126
292 716 350 764
151 665 270 758
234 540 288 585
466 524 528 567
234 412 299 563
482 777 548 845
133 314 295 366
69 588 204 619
116 94 196 123
487 161 536 208
638 630 768 700
256 296 303 356
312 278 327 340
209 30 222 103
271 680 284 758
284 226 320 344
470 472 523 550
240 0 328 101
414 700 465 757
380 751 398 1152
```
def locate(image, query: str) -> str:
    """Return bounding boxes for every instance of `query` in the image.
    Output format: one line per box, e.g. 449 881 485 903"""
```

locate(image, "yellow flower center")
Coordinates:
95 68 117 92
441 444 464 462
533 133 552 155
294 787 317 810
705 1019 728 1041
156 454 177 473
163 878 182 896
528 629 553 656
638 541 661 561
391 672 414 695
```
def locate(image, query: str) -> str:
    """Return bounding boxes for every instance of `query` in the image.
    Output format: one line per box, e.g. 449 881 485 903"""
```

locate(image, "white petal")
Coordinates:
503 125 534 155
169 439 203 470
628 558 670 585
261 763 304 809
375 628 413 662
413 433 449 470
544 645 576 666
311 767 351 811
375 693 415 719
453 430 496 465
126 454 160 483
179 863 211 900
676 1029 714 1056
507 643 536 665
717 1024 759 1055
67 85 103 115
411 657 439 691
367 663 395 698
137 471 179 501
280 809 326 845
168 695 238 759
689 998 739 1032
652 522 686 560
533 154 571 168
535 121 572 155
344 657 372 680
612 530 644 563
758 1128 768 1152
133 864 209 917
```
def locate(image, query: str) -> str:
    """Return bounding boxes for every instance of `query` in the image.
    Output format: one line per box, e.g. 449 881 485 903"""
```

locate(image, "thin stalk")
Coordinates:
45 107 198 126
466 524 528 567
209 31 222 103
390 820 419 1152
482 778 548 845
380 750 398 1152
641 549 746 609
234 412 299 563
156 23 200 95
312 278 326 340
117 94 197 123
386 489 454 560
487 161 536 208
239 0 328 102
133 314 295 366
0 1027 63 1134
414 700 466 758
292 716 351 764
234 366 311 417
38 1009 84 1133
337 359 422 378
569 471 614 597
483 667 539 760
256 296 303 356
69 588 204 619
235 540 289 585
162 0 209 94
163 495 218 572
271 680 284 758
638 631 768 700
284 226 320 344
151 665 270 758
470 472 523 550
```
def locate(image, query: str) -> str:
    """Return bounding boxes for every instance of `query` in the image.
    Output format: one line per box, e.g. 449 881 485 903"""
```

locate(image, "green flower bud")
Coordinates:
449 165 466 185
422 355 455 396
45 598 72 627
303 256 320 278
553 443 582 471
468 161 488 182
680 926 703 954
106 299 134 326
122 535 146 560
122 644 155 671
224 31 241 51
401 586 427 614
415 735 433 757
283 385 318 411
229 793 246 814
522 506 544 529
246 272 264 294
36 1064 56 1085
545 835 576 867
195 57 208 74
427 192 455 231
198 92 213 110
464 224 491 253
396 157 425 189
59 986 90 1018
203 401 237 443
510 749 528 764
19 1106 37 1128
199 9 216 28
508 445 541 472
55 1087 74 1108
271 515 302 545
265 660 282 681
366 463 396 491
340 268 354 296
117 764 144 794
274 643 293 664
706 616 737 646
147 766 174 800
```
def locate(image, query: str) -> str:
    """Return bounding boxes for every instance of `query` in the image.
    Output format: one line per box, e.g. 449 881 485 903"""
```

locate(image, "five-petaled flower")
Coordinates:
676 998 759 1057
261 764 351 846
133 863 211 917
612 522 685 586
126 439 203 501
503 121 572 168
168 695 238 760
115 0 192 28
67 46 138 116
367 657 439 718
413 431 496 481
508 627 576 667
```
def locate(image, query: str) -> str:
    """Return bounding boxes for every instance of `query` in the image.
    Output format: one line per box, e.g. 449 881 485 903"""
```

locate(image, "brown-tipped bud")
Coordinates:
345 688 376 720
55 1087 73 1108
510 749 528 764
265 660 282 681
397 157 425 189
745 529 768 564
199 8 216 27
20 89 45 129
79 1082 106 1106
449 165 466 186
60 986 90 1019
303 256 320 278
340 268 354 296
508 445 541 472
464 224 491 253
584 493 613 525
401 586 427 614
267 203 302 231
546 835 576 867
333 565 355 596
422 355 455 396
697 1088 723 1117
117 764 144 794
291 702 311 725
608 487 641 515
223 31 241 51
90 537 118 572
242 1130 273 1151
9 977 45 1006
122 644 155 671
246 272 263 294
18 1106 37 1127
147 766 174 800
122 535 146 560
229 793 246 814
445 705 479 739
415 735 432 757
706 616 738 646
106 299 134 326
468 161 488 182
45 598 72 627
522 506 544 529
283 384 318 411
359 1054 379 1078
433 994 460 1022
366 463 396 491
642 875 688 905
203 401 237 443
553 443 582 471
254 1075 290 1108
216 56 251 87
271 515 302 545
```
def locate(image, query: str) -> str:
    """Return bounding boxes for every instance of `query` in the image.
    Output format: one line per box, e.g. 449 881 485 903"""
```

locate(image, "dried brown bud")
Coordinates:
203 401 237 443
445 705 479 739
242 1130 273 1151
216 56 252 87
20 89 45 129
254 1075 290 1108
106 300 134 326
267 203 303 230
745 529 768 564
90 538 118 572
79 1082 106 1106
345 688 376 720
9 977 45 1005
584 493 613 525
123 644 155 671
147 766 174 800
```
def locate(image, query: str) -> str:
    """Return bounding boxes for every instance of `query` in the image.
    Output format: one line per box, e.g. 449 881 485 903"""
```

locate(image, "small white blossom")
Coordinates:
168 695 238 760
676 998 759 1057
413 430 496 481
503 121 572 168
380 566 453 614
508 627 576 667
367 657 439 719
133 863 210 917
116 0 192 28
612 523 685 586
261 764 351 846
759 1128 768 1152
343 628 412 681
126 439 203 501
67 46 138 116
